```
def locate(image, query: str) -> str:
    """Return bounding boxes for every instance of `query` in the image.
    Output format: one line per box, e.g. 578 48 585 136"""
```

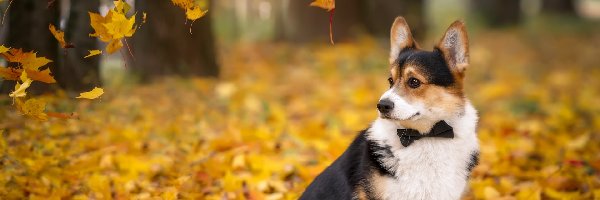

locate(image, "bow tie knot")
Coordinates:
397 121 454 147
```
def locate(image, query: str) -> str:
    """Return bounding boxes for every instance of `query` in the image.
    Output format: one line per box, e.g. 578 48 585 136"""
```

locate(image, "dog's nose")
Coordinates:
377 99 394 114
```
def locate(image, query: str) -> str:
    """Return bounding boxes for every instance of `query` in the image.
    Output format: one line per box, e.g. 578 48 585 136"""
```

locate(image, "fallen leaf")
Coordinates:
76 87 104 99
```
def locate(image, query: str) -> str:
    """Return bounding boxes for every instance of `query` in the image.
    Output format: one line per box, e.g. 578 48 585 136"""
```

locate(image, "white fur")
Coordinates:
367 101 479 200
379 89 421 120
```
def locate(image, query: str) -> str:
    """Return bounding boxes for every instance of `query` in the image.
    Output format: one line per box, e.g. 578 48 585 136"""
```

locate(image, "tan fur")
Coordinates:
354 186 369 200
369 172 387 199
390 64 465 133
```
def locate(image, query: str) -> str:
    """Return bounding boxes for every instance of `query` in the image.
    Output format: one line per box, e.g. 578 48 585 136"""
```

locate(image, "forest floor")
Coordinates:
1 28 600 199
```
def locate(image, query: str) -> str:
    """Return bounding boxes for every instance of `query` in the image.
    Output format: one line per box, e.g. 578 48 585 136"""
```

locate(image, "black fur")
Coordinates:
395 48 455 87
300 130 391 200
466 151 480 173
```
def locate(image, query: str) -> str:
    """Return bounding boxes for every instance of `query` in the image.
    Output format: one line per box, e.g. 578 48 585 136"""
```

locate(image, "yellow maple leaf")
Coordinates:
103 10 136 39
0 45 9 53
76 87 104 99
89 12 113 42
113 0 131 14
84 50 102 58
142 12 147 24
106 39 123 54
16 98 48 121
49 24 72 48
186 6 208 21
9 71 33 98
172 0 194 9
3 49 53 71
310 0 335 11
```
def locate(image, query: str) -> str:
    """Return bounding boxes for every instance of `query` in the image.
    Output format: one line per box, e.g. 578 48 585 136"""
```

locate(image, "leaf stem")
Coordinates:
2 0 14 26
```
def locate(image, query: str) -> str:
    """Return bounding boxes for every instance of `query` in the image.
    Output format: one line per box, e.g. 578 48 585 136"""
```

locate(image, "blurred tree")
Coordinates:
362 0 426 40
58 0 102 92
281 0 363 42
542 0 577 16
132 0 219 81
472 0 521 27
1 0 59 94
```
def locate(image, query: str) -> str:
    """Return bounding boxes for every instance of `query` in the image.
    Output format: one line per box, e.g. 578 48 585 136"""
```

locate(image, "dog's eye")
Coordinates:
387 77 394 87
407 77 421 89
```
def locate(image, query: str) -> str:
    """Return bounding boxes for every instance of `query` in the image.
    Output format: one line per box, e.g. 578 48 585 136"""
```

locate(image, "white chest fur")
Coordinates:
366 103 479 200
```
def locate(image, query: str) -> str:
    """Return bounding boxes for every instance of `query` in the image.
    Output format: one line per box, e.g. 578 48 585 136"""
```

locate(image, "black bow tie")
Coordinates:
397 121 454 147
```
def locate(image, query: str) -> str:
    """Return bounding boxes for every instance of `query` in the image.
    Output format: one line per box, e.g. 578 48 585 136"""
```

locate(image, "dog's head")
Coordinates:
377 17 469 133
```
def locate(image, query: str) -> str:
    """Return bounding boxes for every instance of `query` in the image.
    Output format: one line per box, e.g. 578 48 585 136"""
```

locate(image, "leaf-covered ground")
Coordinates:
1 29 600 199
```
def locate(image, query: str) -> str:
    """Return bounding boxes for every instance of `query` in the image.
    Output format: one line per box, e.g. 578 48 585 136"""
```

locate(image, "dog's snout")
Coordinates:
377 99 394 114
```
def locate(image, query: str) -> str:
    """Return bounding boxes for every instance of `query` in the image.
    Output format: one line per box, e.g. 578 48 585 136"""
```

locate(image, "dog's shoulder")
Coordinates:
300 130 378 200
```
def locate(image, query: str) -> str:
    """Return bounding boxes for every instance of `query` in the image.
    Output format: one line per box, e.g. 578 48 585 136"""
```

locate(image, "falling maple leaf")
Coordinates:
49 24 74 48
84 50 103 58
0 48 56 83
76 87 104 99
8 71 32 98
0 45 9 53
106 40 123 54
15 98 48 121
309 0 335 11
171 0 208 22
89 0 136 55
186 6 208 21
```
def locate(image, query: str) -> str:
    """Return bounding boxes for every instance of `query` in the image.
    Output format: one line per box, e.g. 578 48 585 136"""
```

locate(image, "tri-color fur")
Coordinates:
300 17 480 200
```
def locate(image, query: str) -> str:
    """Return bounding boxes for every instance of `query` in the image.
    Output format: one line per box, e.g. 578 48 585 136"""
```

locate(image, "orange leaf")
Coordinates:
0 68 55 83
0 67 20 80
49 24 73 48
27 68 56 83
309 0 334 11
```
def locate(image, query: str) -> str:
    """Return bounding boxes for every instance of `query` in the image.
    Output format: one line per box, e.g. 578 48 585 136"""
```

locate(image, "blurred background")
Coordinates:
1 0 600 199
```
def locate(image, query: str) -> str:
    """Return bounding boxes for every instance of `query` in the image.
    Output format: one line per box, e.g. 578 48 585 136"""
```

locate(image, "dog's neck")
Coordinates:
367 101 478 148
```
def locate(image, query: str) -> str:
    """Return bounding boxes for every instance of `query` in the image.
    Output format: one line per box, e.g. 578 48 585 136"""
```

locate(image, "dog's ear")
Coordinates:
389 16 416 64
437 20 469 73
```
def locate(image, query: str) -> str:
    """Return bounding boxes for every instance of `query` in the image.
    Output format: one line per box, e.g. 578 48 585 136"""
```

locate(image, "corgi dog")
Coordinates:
300 17 480 200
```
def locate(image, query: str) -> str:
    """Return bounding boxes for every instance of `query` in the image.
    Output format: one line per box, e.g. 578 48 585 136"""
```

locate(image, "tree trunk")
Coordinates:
282 0 363 43
1 0 60 94
542 0 577 16
132 0 219 81
362 0 427 40
472 0 521 27
58 0 101 92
